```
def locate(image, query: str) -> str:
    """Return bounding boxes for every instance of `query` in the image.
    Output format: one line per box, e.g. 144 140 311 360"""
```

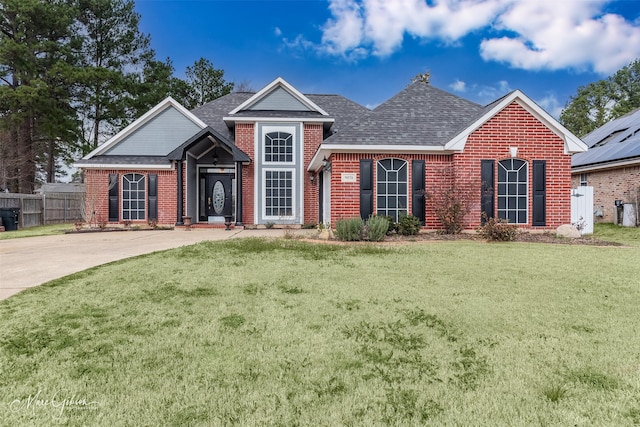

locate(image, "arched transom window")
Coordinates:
376 158 408 222
264 131 293 163
122 173 146 220
497 159 527 224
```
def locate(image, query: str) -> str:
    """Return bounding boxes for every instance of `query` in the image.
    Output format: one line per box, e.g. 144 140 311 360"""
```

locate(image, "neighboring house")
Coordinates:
571 108 640 223
34 183 86 196
75 77 586 230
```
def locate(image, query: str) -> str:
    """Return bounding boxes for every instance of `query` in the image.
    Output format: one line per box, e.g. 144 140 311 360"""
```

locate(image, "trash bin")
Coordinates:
0 207 19 231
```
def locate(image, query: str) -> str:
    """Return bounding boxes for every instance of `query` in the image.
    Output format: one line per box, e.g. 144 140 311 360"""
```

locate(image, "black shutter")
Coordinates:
411 160 425 224
481 160 494 223
108 173 119 222
532 160 546 226
148 173 158 221
360 159 373 219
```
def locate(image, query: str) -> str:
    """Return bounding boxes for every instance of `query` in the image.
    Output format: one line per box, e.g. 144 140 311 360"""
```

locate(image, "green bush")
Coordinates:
365 216 389 241
383 215 398 234
335 217 364 241
397 214 421 236
477 215 519 241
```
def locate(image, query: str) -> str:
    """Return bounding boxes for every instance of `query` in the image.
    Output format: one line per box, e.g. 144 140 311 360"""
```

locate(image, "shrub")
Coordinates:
365 216 389 241
335 217 364 241
477 215 518 241
425 166 479 234
384 215 398 234
397 214 421 236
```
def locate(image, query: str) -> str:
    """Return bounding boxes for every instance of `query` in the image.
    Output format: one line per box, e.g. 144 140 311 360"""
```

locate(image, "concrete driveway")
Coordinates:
0 228 312 301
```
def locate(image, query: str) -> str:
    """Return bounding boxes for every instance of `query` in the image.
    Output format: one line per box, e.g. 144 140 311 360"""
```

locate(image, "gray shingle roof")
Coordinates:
192 92 370 140
572 107 640 168
323 82 483 146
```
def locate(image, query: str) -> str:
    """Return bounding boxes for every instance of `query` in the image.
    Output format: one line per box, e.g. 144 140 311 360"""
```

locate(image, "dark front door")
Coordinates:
203 173 233 220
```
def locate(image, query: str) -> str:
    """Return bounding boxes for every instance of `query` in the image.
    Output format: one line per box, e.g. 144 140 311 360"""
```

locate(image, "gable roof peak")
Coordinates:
228 77 329 116
82 96 206 159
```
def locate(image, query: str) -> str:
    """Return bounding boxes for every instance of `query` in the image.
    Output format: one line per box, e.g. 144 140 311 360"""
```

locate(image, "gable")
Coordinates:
248 86 311 111
445 90 587 155
228 77 328 116
105 106 202 156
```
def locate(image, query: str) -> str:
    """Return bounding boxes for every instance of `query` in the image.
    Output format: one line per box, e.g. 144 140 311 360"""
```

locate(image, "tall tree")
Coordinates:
131 55 192 115
75 0 151 155
0 0 79 191
183 58 234 109
561 59 640 138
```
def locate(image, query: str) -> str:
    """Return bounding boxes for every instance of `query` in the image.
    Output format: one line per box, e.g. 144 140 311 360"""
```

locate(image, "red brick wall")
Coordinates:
456 102 571 229
235 123 255 225
328 102 572 230
329 153 452 227
571 165 640 222
304 123 323 224
84 168 177 225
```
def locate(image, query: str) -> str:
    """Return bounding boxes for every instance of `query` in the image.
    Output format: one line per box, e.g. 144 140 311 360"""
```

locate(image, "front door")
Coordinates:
201 173 233 222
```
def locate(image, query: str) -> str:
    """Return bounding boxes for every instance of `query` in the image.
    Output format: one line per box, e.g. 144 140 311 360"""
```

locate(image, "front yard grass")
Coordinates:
1 237 639 425
0 223 73 240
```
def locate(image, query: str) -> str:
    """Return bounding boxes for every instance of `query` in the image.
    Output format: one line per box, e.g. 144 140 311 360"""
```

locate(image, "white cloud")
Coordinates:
475 80 512 102
536 93 563 119
318 0 640 74
274 27 282 37
480 1 640 74
450 79 467 92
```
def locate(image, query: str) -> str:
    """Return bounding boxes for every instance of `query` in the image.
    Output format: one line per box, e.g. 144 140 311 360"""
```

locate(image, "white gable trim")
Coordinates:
223 116 335 126
82 97 207 159
73 162 173 170
444 90 588 155
228 77 329 116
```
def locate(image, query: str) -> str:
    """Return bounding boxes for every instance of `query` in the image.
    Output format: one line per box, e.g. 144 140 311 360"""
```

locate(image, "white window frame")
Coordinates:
262 168 296 220
376 158 409 222
262 125 296 165
580 173 588 187
122 173 146 221
497 159 528 224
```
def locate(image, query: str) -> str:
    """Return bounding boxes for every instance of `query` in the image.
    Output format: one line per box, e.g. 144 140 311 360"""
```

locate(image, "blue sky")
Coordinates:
134 0 640 117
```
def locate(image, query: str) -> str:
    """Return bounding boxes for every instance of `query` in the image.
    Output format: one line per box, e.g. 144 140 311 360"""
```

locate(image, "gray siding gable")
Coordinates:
248 87 312 111
105 106 202 156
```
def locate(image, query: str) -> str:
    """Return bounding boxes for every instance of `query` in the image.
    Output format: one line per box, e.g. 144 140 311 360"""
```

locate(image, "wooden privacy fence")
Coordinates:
0 193 85 228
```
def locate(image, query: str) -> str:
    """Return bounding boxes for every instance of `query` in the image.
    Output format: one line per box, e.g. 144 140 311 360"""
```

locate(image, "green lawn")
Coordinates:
1 235 639 425
0 223 73 240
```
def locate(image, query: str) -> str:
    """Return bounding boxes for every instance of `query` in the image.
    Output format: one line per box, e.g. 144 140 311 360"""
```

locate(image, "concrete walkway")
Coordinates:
0 228 314 301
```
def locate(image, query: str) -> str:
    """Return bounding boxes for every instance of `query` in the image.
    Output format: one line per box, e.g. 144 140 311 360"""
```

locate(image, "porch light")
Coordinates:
212 151 219 165
309 171 316 184
322 156 328 167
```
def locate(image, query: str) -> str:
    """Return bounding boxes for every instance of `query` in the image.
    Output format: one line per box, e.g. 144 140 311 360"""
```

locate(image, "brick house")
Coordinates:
76 77 586 230
571 108 640 224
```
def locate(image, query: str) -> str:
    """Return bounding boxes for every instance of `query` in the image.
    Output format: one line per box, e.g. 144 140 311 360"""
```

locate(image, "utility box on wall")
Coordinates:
571 186 594 235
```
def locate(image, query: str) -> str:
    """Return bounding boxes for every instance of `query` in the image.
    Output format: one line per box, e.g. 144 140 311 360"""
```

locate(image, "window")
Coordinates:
264 170 293 218
580 173 588 186
497 159 527 224
264 131 293 163
376 158 408 222
122 173 146 220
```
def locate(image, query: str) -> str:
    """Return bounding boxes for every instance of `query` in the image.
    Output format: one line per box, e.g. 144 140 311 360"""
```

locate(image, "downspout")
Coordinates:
176 160 184 225
235 161 243 226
